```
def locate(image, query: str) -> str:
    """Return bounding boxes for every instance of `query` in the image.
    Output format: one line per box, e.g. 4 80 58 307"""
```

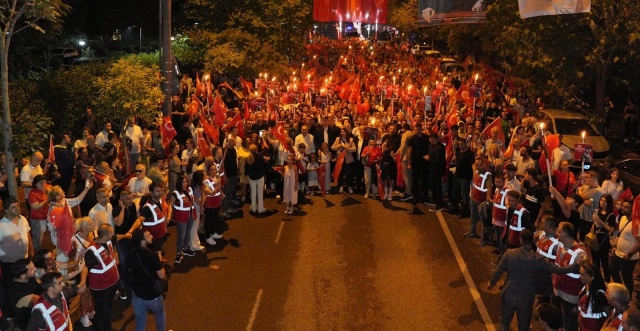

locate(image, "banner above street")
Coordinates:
518 0 591 19
417 0 486 26
313 0 388 24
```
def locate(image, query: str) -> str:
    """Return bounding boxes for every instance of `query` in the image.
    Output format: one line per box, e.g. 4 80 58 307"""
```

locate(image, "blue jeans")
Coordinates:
132 292 167 331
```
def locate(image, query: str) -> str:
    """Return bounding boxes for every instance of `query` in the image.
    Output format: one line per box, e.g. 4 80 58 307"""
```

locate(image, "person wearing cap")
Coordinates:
28 175 49 251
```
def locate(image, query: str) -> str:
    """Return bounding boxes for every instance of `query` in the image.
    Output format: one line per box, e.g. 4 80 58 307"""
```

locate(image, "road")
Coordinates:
104 190 509 331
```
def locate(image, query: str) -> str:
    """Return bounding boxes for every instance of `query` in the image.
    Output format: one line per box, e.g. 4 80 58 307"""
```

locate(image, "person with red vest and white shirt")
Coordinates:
501 190 533 249
553 222 587 331
601 282 630 331
166 175 196 264
202 164 225 246
491 173 510 248
535 216 561 302
26 271 73 331
82 224 120 331
464 156 492 240
130 182 168 259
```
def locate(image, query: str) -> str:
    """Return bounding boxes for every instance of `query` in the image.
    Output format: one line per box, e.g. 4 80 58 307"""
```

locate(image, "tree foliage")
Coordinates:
179 0 312 77
0 79 52 160
388 0 419 34
479 0 640 112
94 58 164 126
39 62 110 138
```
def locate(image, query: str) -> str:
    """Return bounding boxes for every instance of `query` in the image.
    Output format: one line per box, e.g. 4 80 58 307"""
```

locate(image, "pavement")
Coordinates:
98 191 508 331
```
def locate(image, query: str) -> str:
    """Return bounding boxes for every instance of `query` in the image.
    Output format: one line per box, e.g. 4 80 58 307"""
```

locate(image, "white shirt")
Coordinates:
601 180 623 200
125 125 144 154
294 133 315 155
89 203 115 230
95 130 113 148
20 163 42 197
615 216 639 260
0 215 30 262
74 139 87 152
128 177 152 196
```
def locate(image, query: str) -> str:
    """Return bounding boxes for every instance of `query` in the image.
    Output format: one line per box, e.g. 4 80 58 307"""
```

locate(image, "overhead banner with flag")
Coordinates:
313 0 388 24
518 0 590 19
418 0 486 26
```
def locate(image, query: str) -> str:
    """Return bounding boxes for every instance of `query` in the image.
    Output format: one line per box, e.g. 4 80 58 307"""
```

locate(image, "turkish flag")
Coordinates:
239 76 253 95
632 194 640 236
196 130 212 158
243 100 251 120
213 95 225 127
272 123 289 150
332 151 346 184
377 166 385 200
317 165 327 197
396 153 403 187
200 115 219 146
48 135 55 162
161 116 177 149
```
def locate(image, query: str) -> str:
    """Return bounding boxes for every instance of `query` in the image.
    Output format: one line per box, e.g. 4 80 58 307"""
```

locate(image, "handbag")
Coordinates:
135 250 169 293
584 230 603 251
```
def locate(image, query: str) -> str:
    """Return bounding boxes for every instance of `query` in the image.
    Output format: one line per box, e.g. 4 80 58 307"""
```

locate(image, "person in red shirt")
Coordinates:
27 175 49 251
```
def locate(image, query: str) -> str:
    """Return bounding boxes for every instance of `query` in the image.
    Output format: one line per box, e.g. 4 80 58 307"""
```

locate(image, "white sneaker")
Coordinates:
206 236 217 245
80 314 92 327
388 194 393 201
339 186 344 193
364 193 369 199
348 187 353 194
211 233 223 239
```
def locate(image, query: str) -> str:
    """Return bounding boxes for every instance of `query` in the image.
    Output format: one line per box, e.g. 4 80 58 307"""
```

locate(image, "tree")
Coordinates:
0 79 52 160
388 0 419 35
93 58 164 128
479 0 640 112
0 0 70 197
179 0 312 77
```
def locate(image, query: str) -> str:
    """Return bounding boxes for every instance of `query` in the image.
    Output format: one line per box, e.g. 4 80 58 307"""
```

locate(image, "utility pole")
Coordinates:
161 0 172 116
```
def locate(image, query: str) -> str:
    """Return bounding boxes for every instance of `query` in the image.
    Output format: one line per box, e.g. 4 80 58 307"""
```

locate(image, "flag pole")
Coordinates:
540 123 552 185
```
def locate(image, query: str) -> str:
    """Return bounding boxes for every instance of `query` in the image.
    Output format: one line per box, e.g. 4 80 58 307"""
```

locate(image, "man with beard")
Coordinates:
127 229 167 331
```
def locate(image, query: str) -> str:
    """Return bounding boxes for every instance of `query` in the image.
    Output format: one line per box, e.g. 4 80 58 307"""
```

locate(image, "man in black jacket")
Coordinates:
53 134 75 195
427 132 446 211
313 116 339 153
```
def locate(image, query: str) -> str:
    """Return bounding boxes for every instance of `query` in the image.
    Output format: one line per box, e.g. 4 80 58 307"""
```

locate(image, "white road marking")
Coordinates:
435 211 496 331
246 289 264 331
274 221 285 244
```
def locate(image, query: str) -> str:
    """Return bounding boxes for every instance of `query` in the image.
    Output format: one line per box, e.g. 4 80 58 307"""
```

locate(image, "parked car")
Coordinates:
539 109 611 158
50 48 79 58
442 62 470 78
440 57 457 68
424 50 442 59
569 159 640 196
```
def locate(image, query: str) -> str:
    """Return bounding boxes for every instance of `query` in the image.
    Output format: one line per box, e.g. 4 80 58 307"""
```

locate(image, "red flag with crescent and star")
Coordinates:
200 115 219 146
161 116 177 149
272 123 289 151
317 165 327 197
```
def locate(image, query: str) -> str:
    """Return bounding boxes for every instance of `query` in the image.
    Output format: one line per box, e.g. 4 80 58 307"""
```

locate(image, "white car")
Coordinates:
539 109 611 158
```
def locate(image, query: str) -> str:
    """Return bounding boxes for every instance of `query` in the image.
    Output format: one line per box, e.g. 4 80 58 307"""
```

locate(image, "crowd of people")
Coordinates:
0 37 638 330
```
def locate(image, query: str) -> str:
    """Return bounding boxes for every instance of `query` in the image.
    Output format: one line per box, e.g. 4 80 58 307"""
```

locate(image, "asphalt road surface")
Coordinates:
107 191 509 331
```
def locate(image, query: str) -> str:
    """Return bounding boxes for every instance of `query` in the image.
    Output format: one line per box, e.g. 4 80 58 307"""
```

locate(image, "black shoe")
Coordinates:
174 254 183 264
463 232 480 238
182 249 195 257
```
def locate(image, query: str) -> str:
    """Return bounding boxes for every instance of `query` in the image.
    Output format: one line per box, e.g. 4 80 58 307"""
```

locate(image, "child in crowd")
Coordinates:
296 143 309 193
282 154 298 214
319 142 332 192
306 153 320 195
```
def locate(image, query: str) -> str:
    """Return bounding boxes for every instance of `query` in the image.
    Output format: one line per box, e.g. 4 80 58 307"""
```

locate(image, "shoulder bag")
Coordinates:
135 250 169 294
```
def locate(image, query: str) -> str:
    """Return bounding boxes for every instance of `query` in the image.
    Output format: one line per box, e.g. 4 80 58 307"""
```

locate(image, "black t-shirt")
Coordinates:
10 278 44 330
408 134 430 161
559 209 583 230
128 247 163 300
456 148 475 180
381 133 401 153
224 147 238 178
247 152 265 180
114 203 138 235
523 182 545 221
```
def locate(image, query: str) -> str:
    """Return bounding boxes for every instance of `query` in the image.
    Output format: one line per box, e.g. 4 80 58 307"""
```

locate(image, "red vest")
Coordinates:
553 243 585 296
143 200 167 239
491 187 510 227
578 286 607 331
536 232 560 262
471 171 491 202
203 177 222 208
605 308 626 331
86 241 119 290
172 188 195 223
507 206 526 246
32 294 71 331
